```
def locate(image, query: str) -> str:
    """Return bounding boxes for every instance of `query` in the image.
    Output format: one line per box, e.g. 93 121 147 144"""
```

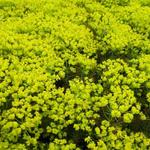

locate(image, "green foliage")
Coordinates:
0 0 150 149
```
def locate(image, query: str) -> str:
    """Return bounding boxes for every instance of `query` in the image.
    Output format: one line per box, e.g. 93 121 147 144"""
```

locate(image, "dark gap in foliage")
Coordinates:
38 117 54 144
96 45 142 65
23 7 31 14
0 76 5 83
112 118 124 128
134 83 149 107
4 94 13 110
17 133 27 144
0 48 12 56
56 61 86 91
27 144 37 150
84 21 97 39
55 79 66 88
75 64 86 80
100 83 111 95
128 116 150 138
28 91 39 97
65 125 88 149
142 106 150 119
41 117 52 129
88 65 103 84
27 128 38 138
96 50 108 64
38 132 50 144
98 106 111 121
78 47 84 55
30 101 37 106
37 142 49 150
90 91 95 97
55 71 76 92
94 116 102 127
76 1 86 8
89 53 97 59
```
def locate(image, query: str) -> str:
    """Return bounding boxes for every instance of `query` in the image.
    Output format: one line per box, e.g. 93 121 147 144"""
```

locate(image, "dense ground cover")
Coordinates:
0 0 150 149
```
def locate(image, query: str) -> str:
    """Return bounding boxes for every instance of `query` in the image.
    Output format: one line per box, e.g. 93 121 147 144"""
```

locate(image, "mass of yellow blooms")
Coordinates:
0 0 150 149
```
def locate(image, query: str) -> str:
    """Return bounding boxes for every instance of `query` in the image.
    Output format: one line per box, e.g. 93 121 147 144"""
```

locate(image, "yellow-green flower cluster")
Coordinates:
0 0 150 149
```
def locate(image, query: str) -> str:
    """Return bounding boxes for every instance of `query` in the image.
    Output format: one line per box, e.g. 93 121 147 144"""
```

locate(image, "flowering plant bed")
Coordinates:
0 0 150 149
